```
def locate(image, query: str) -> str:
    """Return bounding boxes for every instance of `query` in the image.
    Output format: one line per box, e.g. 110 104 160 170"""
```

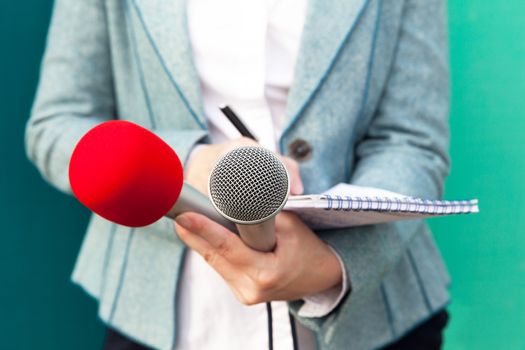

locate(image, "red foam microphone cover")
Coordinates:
69 120 184 227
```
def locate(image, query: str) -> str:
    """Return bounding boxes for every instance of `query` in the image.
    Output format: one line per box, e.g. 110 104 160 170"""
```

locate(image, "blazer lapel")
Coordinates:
283 0 371 133
130 0 371 132
131 0 207 129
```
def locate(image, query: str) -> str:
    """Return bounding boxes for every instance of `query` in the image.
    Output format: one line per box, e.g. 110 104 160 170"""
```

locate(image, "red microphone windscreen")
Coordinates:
69 120 184 227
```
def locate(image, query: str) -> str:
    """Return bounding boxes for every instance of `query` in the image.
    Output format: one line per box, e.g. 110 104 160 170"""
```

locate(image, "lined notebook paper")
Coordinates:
283 183 479 230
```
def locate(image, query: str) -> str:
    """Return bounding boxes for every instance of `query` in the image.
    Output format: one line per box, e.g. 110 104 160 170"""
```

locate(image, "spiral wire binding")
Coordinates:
322 195 477 215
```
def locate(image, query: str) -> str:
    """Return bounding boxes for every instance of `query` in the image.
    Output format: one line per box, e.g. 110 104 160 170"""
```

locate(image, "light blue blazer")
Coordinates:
26 0 451 349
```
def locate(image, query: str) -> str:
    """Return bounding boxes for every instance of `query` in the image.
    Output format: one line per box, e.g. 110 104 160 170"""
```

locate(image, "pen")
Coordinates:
219 104 258 142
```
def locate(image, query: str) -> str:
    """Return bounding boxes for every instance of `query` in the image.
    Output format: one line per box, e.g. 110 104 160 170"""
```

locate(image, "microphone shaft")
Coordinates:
166 184 238 232
237 219 276 252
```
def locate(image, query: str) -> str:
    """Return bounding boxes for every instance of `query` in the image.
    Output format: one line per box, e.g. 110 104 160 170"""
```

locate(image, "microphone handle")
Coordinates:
236 219 276 252
166 184 238 233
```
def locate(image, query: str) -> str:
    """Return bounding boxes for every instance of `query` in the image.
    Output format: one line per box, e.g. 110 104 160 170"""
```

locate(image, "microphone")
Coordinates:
68 120 236 231
208 147 290 252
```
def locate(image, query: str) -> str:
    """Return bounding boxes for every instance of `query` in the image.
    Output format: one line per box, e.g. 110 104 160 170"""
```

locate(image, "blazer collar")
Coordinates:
132 0 207 128
131 0 370 133
283 0 370 134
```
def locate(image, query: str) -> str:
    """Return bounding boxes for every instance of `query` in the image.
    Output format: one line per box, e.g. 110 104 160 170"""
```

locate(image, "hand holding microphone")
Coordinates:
68 120 341 302
68 120 303 251
175 133 342 302
176 130 341 302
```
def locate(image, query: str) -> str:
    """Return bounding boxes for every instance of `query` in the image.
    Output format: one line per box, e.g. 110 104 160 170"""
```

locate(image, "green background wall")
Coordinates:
1 1 523 349
432 2 525 349
0 1 104 349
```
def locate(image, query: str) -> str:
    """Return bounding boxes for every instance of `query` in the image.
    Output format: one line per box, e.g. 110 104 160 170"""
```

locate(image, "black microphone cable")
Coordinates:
266 302 299 350
266 302 274 350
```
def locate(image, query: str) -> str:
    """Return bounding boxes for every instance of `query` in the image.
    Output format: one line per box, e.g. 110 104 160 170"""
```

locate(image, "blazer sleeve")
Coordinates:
25 0 207 194
290 0 450 327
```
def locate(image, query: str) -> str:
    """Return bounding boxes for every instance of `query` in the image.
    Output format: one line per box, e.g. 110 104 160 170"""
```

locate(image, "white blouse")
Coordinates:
177 0 347 349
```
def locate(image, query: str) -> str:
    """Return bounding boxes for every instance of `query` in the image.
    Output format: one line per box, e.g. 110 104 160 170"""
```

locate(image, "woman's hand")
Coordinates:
184 137 304 196
174 211 342 304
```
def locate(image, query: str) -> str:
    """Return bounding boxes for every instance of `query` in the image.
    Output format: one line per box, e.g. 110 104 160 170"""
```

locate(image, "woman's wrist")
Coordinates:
299 245 349 317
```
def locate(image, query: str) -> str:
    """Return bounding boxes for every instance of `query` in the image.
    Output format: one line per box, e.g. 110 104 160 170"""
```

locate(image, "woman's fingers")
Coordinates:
175 212 258 265
280 156 304 195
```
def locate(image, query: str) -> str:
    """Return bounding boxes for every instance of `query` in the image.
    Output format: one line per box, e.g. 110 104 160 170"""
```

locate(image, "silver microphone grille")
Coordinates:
208 147 289 224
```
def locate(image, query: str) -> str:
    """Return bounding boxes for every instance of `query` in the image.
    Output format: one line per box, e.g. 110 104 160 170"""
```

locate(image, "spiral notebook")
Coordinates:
283 183 479 230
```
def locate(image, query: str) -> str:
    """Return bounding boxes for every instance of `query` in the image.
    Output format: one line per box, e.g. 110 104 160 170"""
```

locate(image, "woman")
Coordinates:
26 0 451 349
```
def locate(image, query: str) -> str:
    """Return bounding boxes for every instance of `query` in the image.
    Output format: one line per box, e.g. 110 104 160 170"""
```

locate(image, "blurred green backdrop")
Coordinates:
431 2 525 349
0 1 104 349
1 1 523 349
